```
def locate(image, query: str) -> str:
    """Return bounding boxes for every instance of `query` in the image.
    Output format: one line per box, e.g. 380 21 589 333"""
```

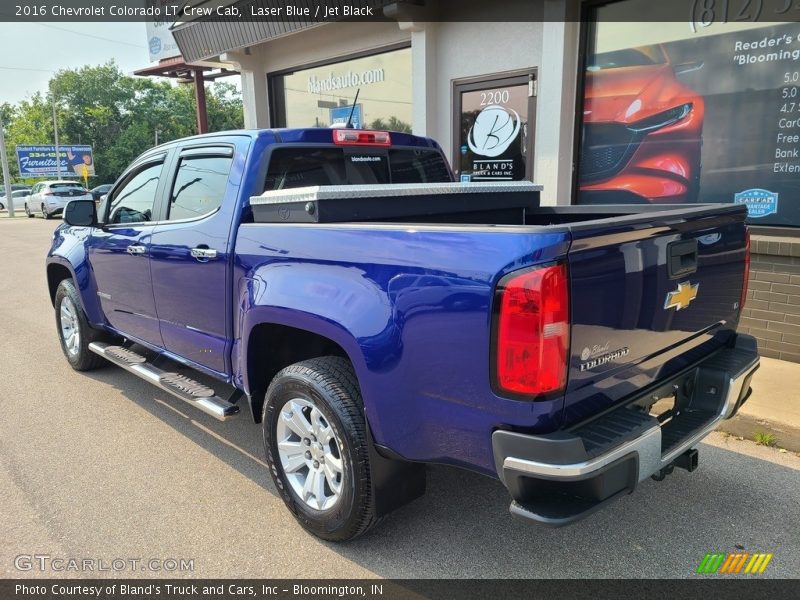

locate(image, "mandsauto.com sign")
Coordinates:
307 68 385 93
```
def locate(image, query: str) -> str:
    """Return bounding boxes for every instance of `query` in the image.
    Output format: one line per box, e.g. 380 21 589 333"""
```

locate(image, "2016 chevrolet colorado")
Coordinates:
47 128 759 541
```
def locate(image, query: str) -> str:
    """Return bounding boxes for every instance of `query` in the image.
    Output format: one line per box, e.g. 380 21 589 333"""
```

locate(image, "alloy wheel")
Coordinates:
275 397 344 511
59 297 80 357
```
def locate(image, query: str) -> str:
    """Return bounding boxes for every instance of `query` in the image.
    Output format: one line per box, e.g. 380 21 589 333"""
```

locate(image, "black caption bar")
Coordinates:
2 579 797 600
3 0 800 22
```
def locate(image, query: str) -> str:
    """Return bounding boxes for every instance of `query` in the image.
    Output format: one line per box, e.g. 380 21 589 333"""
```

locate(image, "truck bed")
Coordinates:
250 181 744 227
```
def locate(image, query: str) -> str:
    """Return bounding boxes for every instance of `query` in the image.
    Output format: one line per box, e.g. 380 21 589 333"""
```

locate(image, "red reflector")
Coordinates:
495 264 569 397
740 228 751 310
333 129 391 146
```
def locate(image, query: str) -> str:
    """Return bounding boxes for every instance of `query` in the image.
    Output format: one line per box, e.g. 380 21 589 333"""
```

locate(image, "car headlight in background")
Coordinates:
627 103 693 133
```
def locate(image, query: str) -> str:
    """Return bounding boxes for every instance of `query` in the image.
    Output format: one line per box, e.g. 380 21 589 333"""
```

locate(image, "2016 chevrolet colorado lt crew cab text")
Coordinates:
46 128 759 541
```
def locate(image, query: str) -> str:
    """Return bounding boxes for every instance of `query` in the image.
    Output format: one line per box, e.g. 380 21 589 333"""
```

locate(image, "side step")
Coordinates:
88 342 239 421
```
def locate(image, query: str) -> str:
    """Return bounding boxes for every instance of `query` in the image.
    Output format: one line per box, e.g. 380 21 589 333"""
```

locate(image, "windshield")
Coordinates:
587 46 666 71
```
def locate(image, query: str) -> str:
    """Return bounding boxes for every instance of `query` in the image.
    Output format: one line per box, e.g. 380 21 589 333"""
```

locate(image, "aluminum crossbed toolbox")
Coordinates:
250 181 542 224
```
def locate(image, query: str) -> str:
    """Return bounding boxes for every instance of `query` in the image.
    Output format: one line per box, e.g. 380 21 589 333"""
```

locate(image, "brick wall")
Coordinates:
738 235 800 363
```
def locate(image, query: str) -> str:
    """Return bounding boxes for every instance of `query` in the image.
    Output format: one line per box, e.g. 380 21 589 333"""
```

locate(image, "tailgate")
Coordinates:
562 204 748 426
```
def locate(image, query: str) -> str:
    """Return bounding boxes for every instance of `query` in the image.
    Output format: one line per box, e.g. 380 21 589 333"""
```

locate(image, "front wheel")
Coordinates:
263 356 378 541
54 279 107 371
25 203 32 218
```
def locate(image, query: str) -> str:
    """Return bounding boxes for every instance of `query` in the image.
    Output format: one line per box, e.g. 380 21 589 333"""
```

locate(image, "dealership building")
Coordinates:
164 0 800 361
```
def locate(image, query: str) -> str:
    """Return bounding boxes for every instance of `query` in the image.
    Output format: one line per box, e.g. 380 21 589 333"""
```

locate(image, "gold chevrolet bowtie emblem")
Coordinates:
664 281 699 311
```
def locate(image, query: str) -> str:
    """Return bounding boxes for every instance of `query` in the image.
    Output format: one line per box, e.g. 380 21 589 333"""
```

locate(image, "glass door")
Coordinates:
453 73 536 182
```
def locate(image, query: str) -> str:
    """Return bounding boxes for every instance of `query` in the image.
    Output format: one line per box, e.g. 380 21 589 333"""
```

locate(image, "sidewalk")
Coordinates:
718 356 800 451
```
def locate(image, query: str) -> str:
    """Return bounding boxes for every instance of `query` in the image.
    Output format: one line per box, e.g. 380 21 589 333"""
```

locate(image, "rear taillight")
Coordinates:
740 228 751 310
43 191 54 196
333 129 391 146
494 263 569 397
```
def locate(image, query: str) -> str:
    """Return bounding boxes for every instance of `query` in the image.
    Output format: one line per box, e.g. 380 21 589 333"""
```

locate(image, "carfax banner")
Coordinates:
15 145 95 178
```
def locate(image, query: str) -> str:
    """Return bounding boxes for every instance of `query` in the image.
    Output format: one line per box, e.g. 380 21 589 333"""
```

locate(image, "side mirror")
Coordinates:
63 199 97 227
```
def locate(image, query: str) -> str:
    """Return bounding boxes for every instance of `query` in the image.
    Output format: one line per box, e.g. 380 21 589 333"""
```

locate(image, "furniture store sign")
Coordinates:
16 145 95 178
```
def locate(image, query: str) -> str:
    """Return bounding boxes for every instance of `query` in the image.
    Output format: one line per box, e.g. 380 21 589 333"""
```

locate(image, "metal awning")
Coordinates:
171 0 399 63
132 56 238 80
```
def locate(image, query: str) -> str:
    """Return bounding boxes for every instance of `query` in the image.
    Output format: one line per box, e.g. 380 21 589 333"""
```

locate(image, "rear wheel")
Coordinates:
41 204 51 219
25 203 32 218
263 356 378 541
54 279 107 371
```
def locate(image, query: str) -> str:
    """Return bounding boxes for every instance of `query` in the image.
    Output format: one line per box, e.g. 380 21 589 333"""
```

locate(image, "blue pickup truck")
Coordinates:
47 128 759 541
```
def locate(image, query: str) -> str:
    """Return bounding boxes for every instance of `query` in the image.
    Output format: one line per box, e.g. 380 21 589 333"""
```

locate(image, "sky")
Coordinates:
0 22 153 105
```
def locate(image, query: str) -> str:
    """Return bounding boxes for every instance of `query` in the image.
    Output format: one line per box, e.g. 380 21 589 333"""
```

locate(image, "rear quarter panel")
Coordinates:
234 224 570 475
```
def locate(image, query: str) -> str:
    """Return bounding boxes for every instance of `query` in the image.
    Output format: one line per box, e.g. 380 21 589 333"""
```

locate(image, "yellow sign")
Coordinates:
81 164 88 188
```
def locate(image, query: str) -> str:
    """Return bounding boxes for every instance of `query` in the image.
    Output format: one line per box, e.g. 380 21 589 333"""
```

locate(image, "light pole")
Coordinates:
52 99 62 179
0 111 14 217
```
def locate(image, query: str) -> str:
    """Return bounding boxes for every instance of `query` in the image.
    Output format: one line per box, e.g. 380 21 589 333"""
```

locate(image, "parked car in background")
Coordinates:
1 189 32 211
89 184 113 202
0 185 31 210
26 181 92 219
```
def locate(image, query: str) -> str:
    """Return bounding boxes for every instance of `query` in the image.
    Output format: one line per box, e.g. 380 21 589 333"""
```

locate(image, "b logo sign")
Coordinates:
467 105 521 158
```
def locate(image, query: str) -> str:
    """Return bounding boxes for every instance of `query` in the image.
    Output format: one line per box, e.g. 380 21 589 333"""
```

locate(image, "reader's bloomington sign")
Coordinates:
16 145 95 178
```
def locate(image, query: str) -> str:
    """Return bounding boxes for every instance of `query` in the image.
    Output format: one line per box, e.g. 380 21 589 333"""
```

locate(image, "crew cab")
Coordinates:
46 128 759 540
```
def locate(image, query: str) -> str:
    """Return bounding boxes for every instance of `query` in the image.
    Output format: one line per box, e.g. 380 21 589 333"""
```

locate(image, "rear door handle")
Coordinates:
126 244 146 256
191 247 218 261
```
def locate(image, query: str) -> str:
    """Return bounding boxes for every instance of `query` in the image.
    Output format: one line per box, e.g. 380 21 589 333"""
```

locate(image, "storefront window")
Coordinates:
269 47 412 132
577 1 800 227
454 74 535 182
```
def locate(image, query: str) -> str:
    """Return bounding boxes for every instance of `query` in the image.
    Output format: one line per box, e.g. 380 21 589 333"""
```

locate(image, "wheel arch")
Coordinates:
243 320 363 424
46 261 75 306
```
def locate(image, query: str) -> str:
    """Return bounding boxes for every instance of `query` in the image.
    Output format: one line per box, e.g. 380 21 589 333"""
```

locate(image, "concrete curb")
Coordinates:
717 413 800 453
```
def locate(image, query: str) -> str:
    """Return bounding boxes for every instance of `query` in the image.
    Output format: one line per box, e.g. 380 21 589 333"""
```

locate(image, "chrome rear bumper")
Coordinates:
492 334 760 526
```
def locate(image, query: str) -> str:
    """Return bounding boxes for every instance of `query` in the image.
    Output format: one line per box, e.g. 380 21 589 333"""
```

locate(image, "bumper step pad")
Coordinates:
493 336 760 527
89 342 239 421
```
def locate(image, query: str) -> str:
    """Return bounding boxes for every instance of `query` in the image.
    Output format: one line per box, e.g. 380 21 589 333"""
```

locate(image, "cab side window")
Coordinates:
168 155 232 221
107 162 164 225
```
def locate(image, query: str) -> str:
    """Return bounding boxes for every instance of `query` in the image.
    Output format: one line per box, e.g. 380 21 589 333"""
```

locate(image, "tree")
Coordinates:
1 61 243 186
369 116 412 133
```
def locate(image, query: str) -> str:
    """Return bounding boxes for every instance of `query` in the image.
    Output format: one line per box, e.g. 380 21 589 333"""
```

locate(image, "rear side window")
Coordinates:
264 147 450 191
168 155 232 221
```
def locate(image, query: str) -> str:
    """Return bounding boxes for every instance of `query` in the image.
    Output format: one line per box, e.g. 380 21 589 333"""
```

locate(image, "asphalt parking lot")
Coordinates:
0 216 798 579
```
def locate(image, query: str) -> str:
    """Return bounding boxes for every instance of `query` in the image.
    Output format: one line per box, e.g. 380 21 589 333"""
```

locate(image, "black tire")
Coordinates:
42 204 51 219
54 279 108 371
263 356 378 542
25 203 33 218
